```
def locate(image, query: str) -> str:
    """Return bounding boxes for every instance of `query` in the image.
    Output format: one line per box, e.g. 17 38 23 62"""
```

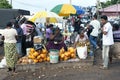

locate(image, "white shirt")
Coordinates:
102 22 114 45
21 23 27 35
90 19 100 36
0 28 17 43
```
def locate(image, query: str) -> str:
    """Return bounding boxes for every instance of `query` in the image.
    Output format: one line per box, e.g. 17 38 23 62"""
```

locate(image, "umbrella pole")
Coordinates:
44 22 49 44
44 23 47 44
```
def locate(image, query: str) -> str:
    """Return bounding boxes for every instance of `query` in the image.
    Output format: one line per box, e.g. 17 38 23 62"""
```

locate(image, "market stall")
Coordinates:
18 47 77 64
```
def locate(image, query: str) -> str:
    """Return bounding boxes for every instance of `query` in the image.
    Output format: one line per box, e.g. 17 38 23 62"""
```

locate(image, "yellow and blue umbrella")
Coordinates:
51 4 85 16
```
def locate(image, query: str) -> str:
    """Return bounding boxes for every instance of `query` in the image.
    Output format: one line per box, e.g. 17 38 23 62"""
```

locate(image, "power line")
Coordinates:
13 0 42 8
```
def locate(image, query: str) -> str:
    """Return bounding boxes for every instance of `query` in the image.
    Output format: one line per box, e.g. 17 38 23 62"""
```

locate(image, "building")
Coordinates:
0 9 30 29
99 4 120 18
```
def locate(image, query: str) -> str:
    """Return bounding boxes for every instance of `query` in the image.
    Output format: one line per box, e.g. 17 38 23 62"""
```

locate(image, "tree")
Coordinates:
0 0 12 8
101 1 111 8
101 0 120 8
111 0 120 5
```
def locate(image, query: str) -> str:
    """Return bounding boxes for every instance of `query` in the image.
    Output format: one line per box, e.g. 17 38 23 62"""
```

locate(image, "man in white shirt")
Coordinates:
100 15 114 69
89 15 100 49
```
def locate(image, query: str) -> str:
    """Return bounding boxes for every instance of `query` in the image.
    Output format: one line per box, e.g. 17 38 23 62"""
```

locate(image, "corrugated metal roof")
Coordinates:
99 4 120 12
0 9 30 15
0 9 30 28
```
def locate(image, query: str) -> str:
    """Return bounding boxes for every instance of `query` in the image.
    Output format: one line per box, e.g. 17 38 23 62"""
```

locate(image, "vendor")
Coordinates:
21 21 36 56
46 27 67 51
74 29 90 48
46 24 54 42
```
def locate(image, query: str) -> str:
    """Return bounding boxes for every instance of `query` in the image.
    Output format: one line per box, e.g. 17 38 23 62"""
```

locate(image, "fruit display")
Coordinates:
59 47 76 61
28 48 50 63
17 56 33 64
18 48 50 64
18 47 77 64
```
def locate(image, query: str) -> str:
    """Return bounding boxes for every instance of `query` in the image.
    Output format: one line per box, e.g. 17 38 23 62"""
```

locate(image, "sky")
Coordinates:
7 0 106 14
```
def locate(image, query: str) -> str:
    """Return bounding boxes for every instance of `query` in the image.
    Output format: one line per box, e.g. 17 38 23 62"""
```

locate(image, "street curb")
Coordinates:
16 58 94 71
0 69 8 80
0 57 94 80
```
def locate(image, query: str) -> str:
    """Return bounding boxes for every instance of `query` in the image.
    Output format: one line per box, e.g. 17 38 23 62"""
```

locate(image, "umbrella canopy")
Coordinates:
51 4 85 16
29 11 62 23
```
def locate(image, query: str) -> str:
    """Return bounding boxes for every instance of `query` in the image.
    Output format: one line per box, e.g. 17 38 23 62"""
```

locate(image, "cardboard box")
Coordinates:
33 36 43 44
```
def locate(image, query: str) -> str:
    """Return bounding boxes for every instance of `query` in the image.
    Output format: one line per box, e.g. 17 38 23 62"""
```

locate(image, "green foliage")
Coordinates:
111 0 120 4
101 1 111 8
0 0 12 8
101 0 120 8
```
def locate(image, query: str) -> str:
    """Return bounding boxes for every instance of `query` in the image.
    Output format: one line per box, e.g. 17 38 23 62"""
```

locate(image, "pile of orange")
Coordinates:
59 47 76 61
28 48 50 63
18 47 76 64
18 56 33 64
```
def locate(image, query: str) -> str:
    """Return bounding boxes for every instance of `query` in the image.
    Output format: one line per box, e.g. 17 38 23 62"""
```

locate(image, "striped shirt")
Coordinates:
113 30 120 42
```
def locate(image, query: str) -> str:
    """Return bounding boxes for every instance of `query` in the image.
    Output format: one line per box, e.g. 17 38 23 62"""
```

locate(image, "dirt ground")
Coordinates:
1 46 120 80
3 59 120 80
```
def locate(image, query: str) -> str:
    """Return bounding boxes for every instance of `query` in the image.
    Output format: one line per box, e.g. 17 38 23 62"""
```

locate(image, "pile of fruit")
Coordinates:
18 56 33 64
59 47 76 61
28 48 50 63
18 48 50 64
18 47 77 64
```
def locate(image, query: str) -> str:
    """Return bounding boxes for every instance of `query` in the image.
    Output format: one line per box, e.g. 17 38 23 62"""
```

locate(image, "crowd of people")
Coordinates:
0 14 120 73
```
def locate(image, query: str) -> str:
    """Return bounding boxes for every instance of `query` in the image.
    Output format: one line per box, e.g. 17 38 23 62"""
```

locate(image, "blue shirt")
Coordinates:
15 27 23 43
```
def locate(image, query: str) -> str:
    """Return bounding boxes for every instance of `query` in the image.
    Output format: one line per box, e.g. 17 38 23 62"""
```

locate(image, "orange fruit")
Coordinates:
29 55 36 59
42 49 48 54
64 52 69 57
71 53 76 58
43 57 47 61
60 54 65 59
40 54 46 59
30 48 35 53
39 58 43 62
64 56 69 61
33 52 39 57
36 55 41 60
68 47 75 53
33 59 39 63
46 56 50 62
60 47 65 53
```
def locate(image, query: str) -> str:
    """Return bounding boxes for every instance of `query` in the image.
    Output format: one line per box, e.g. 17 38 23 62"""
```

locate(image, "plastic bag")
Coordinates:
0 57 7 68
77 46 87 59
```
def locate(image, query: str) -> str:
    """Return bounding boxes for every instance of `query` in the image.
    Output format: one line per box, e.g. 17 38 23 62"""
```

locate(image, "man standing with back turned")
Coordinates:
89 14 100 49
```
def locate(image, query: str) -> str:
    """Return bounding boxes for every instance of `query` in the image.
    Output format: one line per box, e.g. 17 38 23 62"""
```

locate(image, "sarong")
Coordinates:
4 43 18 68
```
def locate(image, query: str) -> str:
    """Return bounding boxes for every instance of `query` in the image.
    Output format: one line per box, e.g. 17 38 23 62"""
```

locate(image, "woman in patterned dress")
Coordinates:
0 22 18 73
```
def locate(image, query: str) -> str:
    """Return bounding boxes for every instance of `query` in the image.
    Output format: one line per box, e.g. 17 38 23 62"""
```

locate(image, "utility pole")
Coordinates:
10 0 12 7
96 0 102 19
45 8 47 11
117 0 120 18
70 0 72 4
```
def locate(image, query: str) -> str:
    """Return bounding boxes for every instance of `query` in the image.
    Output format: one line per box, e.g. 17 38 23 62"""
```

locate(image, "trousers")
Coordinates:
102 45 110 67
